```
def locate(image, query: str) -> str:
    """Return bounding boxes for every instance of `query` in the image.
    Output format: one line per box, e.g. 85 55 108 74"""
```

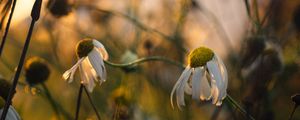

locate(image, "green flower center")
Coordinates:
188 47 214 67
0 97 4 108
76 39 94 58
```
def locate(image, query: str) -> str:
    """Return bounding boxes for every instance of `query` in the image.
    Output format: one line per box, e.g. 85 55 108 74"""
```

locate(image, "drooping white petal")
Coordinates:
210 80 219 105
62 58 85 83
88 48 106 82
191 67 202 100
200 70 212 100
79 59 96 92
92 39 109 60
215 55 228 100
184 82 192 95
207 56 224 104
170 66 191 109
176 68 192 110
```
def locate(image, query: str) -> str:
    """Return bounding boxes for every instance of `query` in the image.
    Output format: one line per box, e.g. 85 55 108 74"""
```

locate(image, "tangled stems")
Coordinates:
104 56 255 120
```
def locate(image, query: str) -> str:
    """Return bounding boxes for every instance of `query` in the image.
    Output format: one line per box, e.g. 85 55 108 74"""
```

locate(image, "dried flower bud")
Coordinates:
25 57 50 86
47 0 72 17
292 94 300 105
0 78 14 100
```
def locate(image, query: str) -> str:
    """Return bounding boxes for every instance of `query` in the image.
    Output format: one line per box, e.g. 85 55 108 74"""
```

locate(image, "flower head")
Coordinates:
63 39 108 92
25 57 50 86
171 47 228 109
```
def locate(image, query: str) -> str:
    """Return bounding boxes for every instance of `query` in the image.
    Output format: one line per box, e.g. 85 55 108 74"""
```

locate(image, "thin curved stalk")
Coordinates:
83 86 102 120
41 83 61 120
75 84 84 120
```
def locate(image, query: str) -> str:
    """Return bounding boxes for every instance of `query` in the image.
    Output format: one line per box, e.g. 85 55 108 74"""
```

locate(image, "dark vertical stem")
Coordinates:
41 83 61 120
289 104 298 120
83 86 102 120
0 0 17 56
75 84 84 120
0 1 42 119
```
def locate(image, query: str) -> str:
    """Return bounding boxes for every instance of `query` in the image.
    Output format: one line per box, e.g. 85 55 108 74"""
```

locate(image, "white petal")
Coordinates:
215 55 228 100
207 57 224 103
184 83 192 95
191 67 202 100
62 58 84 83
88 49 106 82
170 66 191 109
200 71 212 100
176 68 192 109
92 39 109 60
79 59 96 92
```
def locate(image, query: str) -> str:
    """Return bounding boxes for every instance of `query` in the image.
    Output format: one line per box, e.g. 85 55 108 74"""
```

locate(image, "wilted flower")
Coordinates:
171 47 228 109
25 57 50 86
63 39 108 92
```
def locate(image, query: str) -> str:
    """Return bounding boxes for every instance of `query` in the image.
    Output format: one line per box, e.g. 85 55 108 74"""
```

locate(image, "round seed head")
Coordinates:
76 39 94 58
188 47 214 67
47 0 72 17
25 57 50 86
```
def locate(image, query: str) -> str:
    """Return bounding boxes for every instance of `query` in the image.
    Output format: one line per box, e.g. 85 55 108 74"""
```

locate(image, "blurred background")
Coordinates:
0 0 299 119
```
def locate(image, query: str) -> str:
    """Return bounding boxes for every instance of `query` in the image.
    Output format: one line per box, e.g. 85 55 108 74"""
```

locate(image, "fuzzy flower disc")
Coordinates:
188 47 214 67
76 39 94 58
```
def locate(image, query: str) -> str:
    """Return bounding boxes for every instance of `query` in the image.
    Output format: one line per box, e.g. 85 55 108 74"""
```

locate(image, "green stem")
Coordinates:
41 83 61 120
41 83 74 120
104 56 255 120
225 95 255 120
104 56 185 69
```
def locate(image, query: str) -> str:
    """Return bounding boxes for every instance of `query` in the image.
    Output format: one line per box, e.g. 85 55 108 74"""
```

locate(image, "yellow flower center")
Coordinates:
76 39 94 58
188 47 214 67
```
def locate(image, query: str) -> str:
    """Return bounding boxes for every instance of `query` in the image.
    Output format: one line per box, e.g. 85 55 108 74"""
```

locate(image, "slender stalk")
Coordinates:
289 104 298 120
104 56 185 69
75 84 84 120
0 0 42 119
41 83 61 120
83 86 102 120
225 95 255 120
0 0 17 56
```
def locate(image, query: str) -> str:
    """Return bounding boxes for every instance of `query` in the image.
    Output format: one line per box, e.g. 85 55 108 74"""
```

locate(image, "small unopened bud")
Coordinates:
76 39 94 58
188 47 214 67
0 78 14 100
292 94 300 105
25 57 50 86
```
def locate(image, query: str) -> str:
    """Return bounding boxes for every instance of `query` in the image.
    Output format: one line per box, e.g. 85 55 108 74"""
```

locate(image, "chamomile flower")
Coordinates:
63 39 108 92
171 47 228 109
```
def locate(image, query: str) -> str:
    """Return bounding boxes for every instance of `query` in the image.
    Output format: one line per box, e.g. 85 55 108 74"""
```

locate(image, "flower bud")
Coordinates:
25 57 50 86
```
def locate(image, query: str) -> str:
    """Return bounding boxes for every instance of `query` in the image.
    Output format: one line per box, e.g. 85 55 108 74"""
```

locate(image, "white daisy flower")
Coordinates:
63 39 108 92
170 47 228 109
